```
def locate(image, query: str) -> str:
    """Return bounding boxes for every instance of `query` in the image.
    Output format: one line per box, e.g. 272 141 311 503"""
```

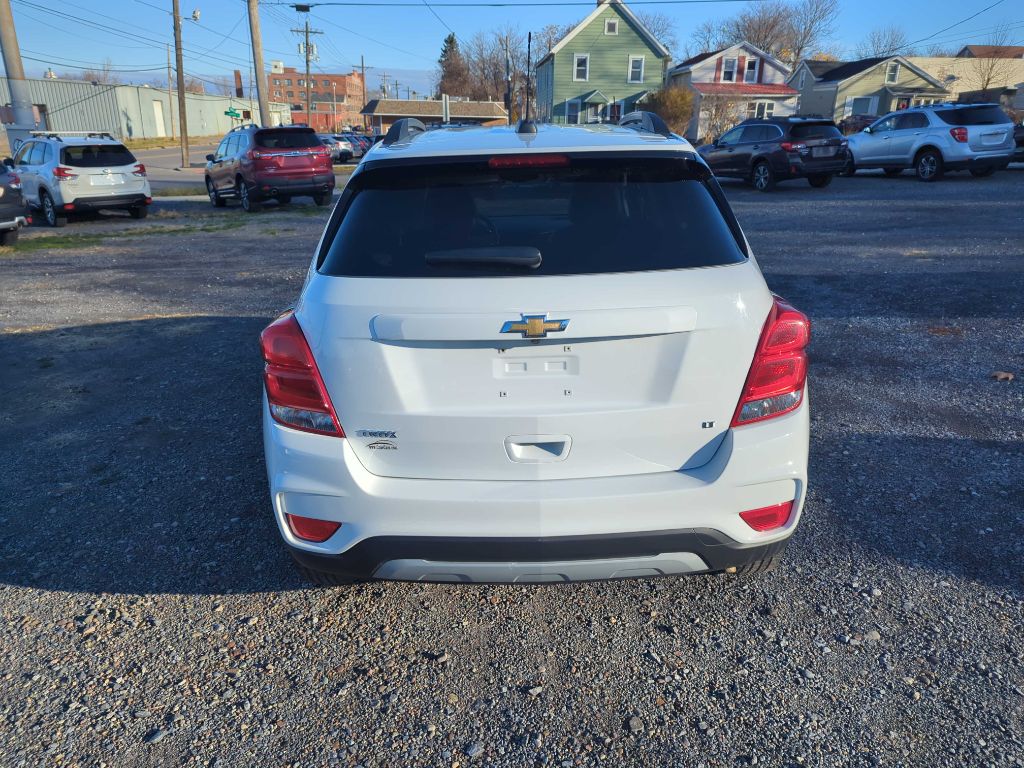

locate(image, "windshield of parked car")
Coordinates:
254 129 321 149
318 155 746 278
60 144 136 167
934 106 1011 126
790 123 842 140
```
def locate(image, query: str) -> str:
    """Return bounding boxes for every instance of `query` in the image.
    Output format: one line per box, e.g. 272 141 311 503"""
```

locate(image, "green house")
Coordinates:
535 0 671 124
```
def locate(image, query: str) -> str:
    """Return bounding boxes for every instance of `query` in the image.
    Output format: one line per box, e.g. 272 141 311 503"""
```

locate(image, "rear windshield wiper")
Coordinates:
425 246 542 269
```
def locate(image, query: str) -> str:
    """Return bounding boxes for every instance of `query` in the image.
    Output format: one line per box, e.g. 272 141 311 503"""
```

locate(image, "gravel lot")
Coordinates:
1 169 1022 768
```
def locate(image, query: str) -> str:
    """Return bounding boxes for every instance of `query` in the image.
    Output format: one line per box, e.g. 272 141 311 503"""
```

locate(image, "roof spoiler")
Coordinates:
618 111 673 138
382 118 426 146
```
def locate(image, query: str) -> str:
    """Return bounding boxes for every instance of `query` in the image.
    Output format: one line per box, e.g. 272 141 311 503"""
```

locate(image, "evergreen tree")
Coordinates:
436 33 471 98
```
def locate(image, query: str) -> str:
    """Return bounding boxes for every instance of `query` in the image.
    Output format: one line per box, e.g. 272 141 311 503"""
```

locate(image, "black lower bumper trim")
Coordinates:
70 194 148 210
289 528 790 580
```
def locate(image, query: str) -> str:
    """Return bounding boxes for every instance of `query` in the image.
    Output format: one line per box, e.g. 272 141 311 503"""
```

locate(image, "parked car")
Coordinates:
698 116 849 191
0 160 30 246
11 132 151 227
843 103 1015 181
260 114 811 586
205 125 334 212
1013 119 1024 163
317 135 353 164
334 133 366 158
838 114 879 135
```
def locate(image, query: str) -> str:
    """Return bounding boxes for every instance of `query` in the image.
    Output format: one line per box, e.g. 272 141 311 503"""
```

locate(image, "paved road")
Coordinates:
0 170 1022 767
132 142 218 193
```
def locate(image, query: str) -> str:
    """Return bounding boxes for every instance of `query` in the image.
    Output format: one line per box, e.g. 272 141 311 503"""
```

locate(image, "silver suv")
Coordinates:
12 132 152 226
843 103 1014 181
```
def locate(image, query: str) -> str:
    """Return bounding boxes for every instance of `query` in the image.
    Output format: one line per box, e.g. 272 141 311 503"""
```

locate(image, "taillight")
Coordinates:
260 312 344 437
731 297 810 427
740 500 794 532
488 154 569 169
52 166 78 181
132 163 147 176
779 142 806 153
248 149 263 160
949 127 968 143
286 513 341 542
7 173 20 190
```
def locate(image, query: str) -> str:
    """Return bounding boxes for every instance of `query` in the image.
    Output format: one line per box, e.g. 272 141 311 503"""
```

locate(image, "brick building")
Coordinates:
267 63 365 131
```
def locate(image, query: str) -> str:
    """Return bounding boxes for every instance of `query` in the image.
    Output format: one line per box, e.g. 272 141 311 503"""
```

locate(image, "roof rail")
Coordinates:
29 131 117 142
382 118 427 146
618 111 673 138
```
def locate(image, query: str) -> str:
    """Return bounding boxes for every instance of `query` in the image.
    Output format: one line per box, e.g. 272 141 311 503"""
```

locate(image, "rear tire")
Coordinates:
41 191 66 228
807 173 833 188
883 168 902 177
733 553 784 576
837 156 856 177
915 149 943 182
312 192 330 206
969 166 996 178
238 178 260 212
277 195 291 205
0 228 18 247
129 205 148 219
206 178 225 208
751 161 775 192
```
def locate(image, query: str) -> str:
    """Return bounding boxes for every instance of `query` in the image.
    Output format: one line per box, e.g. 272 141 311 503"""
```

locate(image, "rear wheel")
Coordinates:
915 149 943 182
883 168 902 177
238 178 260 212
129 205 148 219
969 166 996 178
312 192 330 206
751 161 775 192
837 156 856 177
277 195 291 205
807 173 833 188
206 178 225 208
40 191 66 228
0 228 18 247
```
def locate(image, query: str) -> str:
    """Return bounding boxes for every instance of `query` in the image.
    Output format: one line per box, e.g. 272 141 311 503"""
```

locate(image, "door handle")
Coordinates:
882 136 891 140
504 435 571 463
752 144 760 149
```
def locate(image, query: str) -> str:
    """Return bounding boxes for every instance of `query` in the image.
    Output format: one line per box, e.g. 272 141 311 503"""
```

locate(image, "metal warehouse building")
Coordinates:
0 77 292 141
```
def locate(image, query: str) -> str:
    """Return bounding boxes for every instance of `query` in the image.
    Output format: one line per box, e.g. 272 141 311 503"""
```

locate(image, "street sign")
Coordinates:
224 108 241 118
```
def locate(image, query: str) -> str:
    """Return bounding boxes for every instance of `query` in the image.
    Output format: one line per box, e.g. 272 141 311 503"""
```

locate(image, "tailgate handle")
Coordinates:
504 435 571 463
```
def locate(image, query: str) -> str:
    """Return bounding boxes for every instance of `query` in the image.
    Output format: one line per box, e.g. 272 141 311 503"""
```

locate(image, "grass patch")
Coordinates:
1 219 247 254
153 186 206 197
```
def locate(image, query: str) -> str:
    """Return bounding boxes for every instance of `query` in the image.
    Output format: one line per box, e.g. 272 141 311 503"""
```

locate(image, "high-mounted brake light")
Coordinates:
731 297 810 427
949 127 968 143
132 163 147 177
260 312 344 437
740 501 794 532
52 166 78 181
488 154 569 169
286 514 342 542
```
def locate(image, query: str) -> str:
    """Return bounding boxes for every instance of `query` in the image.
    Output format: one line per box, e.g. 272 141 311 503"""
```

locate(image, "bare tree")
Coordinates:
971 26 1015 91
856 25 913 58
721 1 792 58
636 11 678 54
686 19 728 59
641 86 694 133
534 23 572 56
63 58 122 84
924 43 958 56
207 75 234 97
785 0 838 66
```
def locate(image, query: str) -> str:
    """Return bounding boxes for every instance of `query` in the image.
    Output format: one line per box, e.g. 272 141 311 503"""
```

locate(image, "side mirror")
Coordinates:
205 153 215 162
2 157 13 168
862 126 872 134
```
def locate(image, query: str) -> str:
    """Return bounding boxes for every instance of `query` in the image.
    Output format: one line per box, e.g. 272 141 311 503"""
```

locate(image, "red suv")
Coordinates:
204 125 334 212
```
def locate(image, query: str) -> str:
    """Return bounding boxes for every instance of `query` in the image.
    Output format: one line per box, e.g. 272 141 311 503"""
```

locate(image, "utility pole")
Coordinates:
166 44 175 139
360 55 367 130
246 0 270 126
291 15 322 127
0 0 36 148
379 72 390 99
393 80 400 99
172 0 189 169
332 81 336 132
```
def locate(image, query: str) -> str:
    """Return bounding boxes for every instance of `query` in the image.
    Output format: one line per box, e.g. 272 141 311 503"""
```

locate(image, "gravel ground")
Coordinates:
1 169 1022 768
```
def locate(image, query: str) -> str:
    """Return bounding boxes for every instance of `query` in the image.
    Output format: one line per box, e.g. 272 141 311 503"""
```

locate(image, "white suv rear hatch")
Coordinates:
59 143 147 199
299 153 772 481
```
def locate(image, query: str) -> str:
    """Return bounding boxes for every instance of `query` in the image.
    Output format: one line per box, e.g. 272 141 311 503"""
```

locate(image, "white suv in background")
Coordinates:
261 114 811 585
12 132 151 226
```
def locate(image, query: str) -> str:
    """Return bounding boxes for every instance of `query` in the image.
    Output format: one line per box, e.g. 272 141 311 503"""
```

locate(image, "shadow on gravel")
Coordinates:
0 316 305 596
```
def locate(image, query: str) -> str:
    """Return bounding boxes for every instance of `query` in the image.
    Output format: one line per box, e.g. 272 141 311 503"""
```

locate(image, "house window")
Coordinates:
273 78 280 85
322 79 330 86
798 70 806 89
885 62 900 84
746 101 775 118
744 59 758 83
605 19 618 34
286 90 294 98
274 90 281 98
298 78 306 87
566 99 581 124
850 96 873 114
609 101 623 122
628 56 645 84
574 54 589 82
284 79 292 86
722 57 737 82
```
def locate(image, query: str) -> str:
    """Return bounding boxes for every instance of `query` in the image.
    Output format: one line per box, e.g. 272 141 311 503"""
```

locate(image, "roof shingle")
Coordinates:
361 99 507 119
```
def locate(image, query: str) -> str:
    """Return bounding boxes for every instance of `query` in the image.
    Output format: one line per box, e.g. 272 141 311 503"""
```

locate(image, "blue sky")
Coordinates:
4 0 1022 98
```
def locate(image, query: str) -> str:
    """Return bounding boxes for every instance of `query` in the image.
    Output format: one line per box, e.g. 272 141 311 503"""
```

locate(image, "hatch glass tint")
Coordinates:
60 144 136 167
318 156 746 278
934 106 1011 126
254 129 321 148
789 123 842 140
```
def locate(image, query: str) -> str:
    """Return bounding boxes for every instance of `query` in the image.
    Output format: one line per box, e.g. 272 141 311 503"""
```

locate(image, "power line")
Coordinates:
309 10 434 61
266 0 784 5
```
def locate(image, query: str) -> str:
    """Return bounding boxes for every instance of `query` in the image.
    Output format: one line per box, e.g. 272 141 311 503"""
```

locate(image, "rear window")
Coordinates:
60 144 136 167
254 129 320 149
789 123 842 140
935 106 1011 126
318 156 746 278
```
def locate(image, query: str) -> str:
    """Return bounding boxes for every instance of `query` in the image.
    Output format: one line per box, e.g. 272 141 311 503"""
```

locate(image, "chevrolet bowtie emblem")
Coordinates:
500 314 569 339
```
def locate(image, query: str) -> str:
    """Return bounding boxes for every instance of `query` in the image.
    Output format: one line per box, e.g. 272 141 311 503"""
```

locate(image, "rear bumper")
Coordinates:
252 174 335 197
0 214 28 230
777 152 849 178
263 390 810 583
944 152 1012 172
68 193 149 210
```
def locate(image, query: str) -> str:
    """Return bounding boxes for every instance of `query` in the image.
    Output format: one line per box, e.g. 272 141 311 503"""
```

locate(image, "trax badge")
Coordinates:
500 314 569 339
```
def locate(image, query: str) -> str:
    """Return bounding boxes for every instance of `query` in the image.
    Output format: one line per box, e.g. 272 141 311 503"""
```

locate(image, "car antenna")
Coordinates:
517 32 536 135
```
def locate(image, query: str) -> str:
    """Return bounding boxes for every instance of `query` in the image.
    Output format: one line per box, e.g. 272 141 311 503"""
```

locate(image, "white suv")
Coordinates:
260 114 811 585
12 132 151 226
